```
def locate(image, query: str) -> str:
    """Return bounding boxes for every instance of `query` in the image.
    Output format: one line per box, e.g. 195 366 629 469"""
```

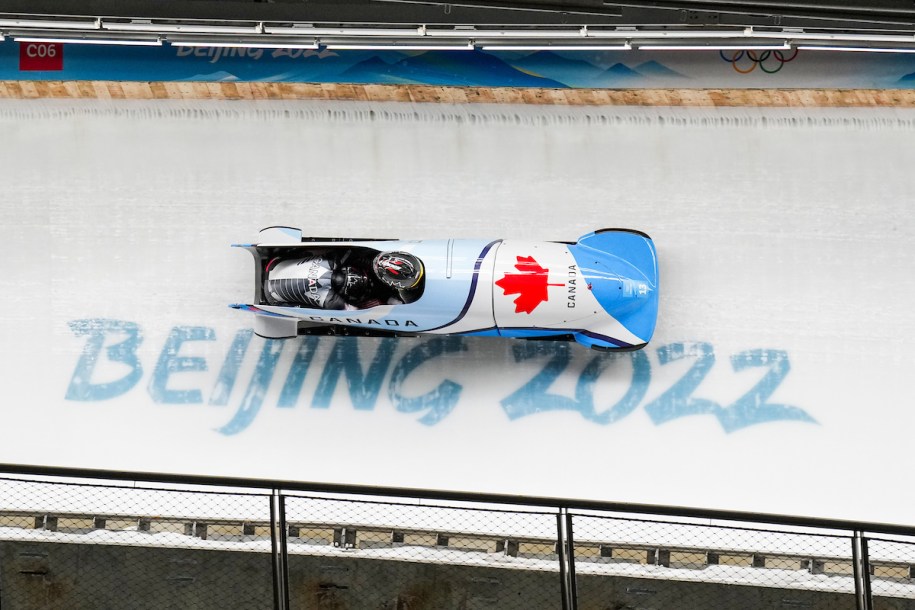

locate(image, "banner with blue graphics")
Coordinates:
5 38 915 88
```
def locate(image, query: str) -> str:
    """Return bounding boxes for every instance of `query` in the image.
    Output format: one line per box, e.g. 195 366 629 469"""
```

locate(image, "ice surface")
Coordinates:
0 99 914 525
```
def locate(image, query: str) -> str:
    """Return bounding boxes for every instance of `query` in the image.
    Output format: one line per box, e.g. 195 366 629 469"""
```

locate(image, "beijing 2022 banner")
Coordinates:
4 38 915 89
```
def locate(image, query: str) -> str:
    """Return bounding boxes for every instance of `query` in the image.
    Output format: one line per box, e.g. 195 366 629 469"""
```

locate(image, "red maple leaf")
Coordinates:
495 255 564 314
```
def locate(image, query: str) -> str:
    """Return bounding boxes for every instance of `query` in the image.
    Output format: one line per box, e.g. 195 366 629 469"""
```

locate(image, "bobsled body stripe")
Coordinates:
426 239 501 332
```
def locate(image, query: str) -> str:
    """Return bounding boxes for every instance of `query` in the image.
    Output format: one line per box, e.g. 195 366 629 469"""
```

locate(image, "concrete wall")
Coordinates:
0 541 273 610
5 540 911 610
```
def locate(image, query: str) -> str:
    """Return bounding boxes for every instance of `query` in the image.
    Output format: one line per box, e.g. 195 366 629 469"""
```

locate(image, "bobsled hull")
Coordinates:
231 226 659 351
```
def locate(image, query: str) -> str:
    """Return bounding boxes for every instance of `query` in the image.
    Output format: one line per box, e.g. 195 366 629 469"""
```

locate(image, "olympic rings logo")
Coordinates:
719 48 799 74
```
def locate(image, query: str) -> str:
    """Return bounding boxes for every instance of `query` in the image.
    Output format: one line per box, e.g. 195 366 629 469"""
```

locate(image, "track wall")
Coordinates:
1 100 913 524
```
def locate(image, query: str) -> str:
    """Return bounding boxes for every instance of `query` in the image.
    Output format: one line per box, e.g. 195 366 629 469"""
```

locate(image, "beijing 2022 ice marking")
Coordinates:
231 227 659 351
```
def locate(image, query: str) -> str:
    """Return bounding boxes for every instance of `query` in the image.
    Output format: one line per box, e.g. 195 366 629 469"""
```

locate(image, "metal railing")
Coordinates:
0 464 912 610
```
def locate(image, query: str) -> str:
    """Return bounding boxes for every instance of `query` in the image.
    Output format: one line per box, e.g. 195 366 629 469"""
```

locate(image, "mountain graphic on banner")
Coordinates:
512 51 607 85
338 50 567 87
338 55 416 84
634 60 686 78
510 53 685 87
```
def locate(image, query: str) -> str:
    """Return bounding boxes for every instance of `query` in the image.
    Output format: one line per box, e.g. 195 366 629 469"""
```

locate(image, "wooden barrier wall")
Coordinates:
1 80 914 106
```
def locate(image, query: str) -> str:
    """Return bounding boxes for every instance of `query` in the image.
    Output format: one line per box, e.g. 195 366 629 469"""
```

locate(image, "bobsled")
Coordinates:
231 227 658 351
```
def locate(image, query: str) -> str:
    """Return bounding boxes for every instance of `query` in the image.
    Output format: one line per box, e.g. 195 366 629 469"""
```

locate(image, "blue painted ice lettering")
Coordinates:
210 329 254 406
312 338 397 410
65 319 143 401
217 338 285 435
718 349 817 432
148 327 215 404
578 349 651 425
500 342 650 424
277 336 319 408
644 342 720 425
65 319 814 434
644 342 816 432
389 337 467 426
501 343 581 420
219 337 398 435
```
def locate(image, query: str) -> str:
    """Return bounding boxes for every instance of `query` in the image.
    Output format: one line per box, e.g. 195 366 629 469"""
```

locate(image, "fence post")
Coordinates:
556 513 570 610
278 493 291 609
270 490 291 610
852 531 874 610
565 511 579 610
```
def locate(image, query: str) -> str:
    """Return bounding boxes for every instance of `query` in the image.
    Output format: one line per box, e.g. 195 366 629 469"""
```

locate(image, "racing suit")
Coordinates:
265 254 348 310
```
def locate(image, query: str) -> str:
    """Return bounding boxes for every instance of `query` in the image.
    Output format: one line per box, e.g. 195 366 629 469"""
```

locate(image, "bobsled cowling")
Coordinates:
231 227 658 351
571 229 659 349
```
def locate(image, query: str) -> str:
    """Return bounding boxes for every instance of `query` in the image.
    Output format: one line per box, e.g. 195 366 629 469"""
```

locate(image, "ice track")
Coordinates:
1 99 913 525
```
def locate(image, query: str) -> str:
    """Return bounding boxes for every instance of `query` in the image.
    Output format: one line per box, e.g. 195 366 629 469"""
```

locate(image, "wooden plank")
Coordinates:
2 80 915 107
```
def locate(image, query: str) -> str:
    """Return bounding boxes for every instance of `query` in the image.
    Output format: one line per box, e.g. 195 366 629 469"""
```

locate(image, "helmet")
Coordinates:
332 266 370 300
373 252 423 290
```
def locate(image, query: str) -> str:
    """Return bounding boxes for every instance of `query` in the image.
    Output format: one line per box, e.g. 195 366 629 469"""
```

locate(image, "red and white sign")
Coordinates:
19 42 63 71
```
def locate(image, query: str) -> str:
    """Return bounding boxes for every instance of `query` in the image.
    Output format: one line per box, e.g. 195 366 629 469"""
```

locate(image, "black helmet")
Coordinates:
332 266 370 300
373 252 423 290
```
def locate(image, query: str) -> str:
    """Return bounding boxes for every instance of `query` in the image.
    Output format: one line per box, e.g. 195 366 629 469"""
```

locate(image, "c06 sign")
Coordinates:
20 42 63 71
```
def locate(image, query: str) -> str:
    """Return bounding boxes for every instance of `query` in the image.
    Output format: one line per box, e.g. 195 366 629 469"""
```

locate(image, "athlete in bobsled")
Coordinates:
264 250 423 310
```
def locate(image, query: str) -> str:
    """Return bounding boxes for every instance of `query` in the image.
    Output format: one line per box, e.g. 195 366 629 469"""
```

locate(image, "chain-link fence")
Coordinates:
0 476 275 610
867 536 915 610
0 472 912 610
282 493 564 609
569 512 860 610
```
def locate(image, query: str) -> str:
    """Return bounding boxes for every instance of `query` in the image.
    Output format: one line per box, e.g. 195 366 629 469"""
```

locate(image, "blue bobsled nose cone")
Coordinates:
570 229 659 345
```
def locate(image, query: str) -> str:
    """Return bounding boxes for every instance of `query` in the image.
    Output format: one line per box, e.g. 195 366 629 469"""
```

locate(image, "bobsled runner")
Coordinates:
231 226 658 351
